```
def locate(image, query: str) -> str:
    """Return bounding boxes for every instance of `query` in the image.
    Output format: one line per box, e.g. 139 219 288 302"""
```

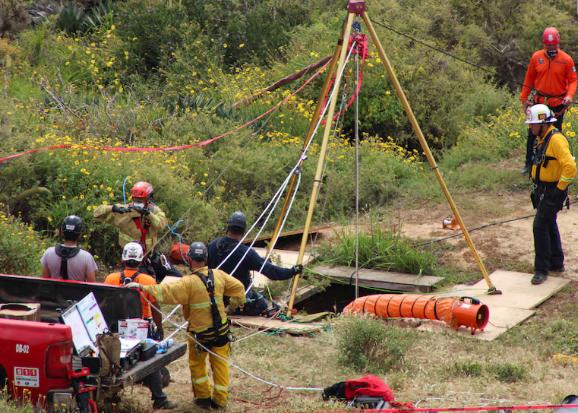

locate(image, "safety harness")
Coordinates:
132 217 149 253
120 270 142 286
54 244 80 280
193 269 230 348
531 128 571 210
533 127 559 184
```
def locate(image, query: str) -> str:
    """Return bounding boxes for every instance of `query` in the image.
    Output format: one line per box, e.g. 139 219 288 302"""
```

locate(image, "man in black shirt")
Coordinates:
207 211 302 315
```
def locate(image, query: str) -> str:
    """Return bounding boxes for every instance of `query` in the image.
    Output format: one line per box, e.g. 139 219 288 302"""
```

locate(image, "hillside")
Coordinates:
0 0 578 412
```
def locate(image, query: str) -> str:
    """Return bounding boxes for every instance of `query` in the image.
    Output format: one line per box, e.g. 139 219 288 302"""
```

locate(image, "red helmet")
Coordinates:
130 181 154 199
542 27 560 47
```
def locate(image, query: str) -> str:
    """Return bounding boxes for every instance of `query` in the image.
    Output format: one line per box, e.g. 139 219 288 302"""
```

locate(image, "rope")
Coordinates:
246 169 302 293
414 213 535 248
142 294 323 392
216 41 358 275
371 18 530 90
354 48 361 300
0 62 328 166
361 403 578 412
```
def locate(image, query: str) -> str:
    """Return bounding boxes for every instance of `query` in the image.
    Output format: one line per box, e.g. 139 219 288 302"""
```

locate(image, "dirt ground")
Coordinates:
394 192 578 280
121 191 578 412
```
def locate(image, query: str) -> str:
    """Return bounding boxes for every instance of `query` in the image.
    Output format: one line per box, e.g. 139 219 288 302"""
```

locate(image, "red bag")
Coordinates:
344 375 395 401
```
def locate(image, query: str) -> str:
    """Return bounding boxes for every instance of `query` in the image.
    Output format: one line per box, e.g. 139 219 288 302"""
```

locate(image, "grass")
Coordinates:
315 225 437 275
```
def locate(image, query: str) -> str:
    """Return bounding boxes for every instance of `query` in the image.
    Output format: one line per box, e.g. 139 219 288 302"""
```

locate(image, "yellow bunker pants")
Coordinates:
188 339 230 407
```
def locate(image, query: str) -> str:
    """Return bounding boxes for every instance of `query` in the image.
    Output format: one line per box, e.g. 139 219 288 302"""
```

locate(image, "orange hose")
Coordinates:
343 294 489 335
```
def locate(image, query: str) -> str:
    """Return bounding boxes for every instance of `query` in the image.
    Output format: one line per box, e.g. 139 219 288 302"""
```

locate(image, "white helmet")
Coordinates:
122 242 144 263
525 104 557 124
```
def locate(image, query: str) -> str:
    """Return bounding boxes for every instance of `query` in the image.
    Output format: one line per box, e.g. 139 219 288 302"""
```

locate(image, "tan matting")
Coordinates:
230 315 324 335
418 270 569 341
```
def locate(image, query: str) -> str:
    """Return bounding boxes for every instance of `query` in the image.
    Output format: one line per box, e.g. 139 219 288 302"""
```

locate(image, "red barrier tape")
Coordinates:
0 62 328 166
353 403 578 412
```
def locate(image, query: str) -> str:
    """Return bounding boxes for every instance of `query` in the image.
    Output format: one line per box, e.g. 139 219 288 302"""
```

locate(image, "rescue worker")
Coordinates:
94 181 181 282
520 27 577 174
103 242 175 410
126 242 245 410
526 104 576 285
207 211 303 316
41 215 97 282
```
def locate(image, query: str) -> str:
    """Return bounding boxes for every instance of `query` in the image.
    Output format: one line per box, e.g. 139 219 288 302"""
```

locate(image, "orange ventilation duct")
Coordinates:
343 294 489 335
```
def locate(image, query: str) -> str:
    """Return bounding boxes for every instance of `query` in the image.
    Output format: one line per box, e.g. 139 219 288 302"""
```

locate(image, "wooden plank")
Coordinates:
313 265 443 292
293 285 322 304
230 315 324 335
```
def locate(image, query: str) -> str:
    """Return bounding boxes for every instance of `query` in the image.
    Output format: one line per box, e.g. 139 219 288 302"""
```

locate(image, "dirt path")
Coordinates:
395 192 578 280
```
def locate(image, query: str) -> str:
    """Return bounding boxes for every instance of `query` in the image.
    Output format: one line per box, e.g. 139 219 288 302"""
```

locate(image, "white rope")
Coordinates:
143 295 323 392
225 41 358 290
161 41 358 321
246 170 302 293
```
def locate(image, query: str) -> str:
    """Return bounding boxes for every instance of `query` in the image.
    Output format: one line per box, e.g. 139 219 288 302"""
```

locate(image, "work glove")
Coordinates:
112 204 130 214
131 204 151 215
124 282 142 290
291 264 304 275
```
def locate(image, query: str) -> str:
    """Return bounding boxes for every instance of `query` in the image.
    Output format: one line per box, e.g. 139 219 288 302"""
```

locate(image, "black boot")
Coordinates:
195 398 212 410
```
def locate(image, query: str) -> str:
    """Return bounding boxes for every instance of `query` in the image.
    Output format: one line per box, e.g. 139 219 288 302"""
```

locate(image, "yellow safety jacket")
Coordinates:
142 266 245 333
531 126 576 190
93 203 168 252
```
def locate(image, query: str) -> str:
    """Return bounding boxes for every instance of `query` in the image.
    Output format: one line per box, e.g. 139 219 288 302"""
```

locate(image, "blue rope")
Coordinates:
166 220 187 264
122 176 129 204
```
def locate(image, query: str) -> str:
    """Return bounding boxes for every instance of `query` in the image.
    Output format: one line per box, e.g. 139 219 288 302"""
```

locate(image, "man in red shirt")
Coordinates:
520 27 576 174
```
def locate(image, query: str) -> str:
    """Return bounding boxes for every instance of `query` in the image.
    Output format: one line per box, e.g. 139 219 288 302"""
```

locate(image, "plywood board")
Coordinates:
419 270 569 341
313 265 443 292
437 270 570 310
230 315 324 335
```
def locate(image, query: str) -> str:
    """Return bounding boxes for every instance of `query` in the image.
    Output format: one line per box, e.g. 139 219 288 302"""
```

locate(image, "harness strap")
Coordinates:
54 245 81 280
193 269 223 334
133 217 149 253
533 128 559 184
120 270 141 286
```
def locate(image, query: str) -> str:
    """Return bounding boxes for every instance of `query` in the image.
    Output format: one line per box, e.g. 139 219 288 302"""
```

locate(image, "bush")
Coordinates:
488 362 527 383
450 360 483 377
316 225 437 275
335 315 416 374
0 0 29 37
0 210 47 275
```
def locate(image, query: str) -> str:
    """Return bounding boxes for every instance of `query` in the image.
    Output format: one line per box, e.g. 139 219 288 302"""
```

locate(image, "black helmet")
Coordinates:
61 215 84 240
227 211 246 233
187 241 208 262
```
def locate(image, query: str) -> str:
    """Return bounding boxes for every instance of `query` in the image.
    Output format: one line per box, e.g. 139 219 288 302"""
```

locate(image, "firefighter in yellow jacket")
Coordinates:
527 104 576 285
94 181 181 282
127 241 245 410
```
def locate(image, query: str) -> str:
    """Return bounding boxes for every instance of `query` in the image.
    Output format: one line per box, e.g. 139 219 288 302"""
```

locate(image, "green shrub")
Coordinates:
335 315 416 374
0 210 47 275
316 225 437 275
451 360 483 377
488 362 527 383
